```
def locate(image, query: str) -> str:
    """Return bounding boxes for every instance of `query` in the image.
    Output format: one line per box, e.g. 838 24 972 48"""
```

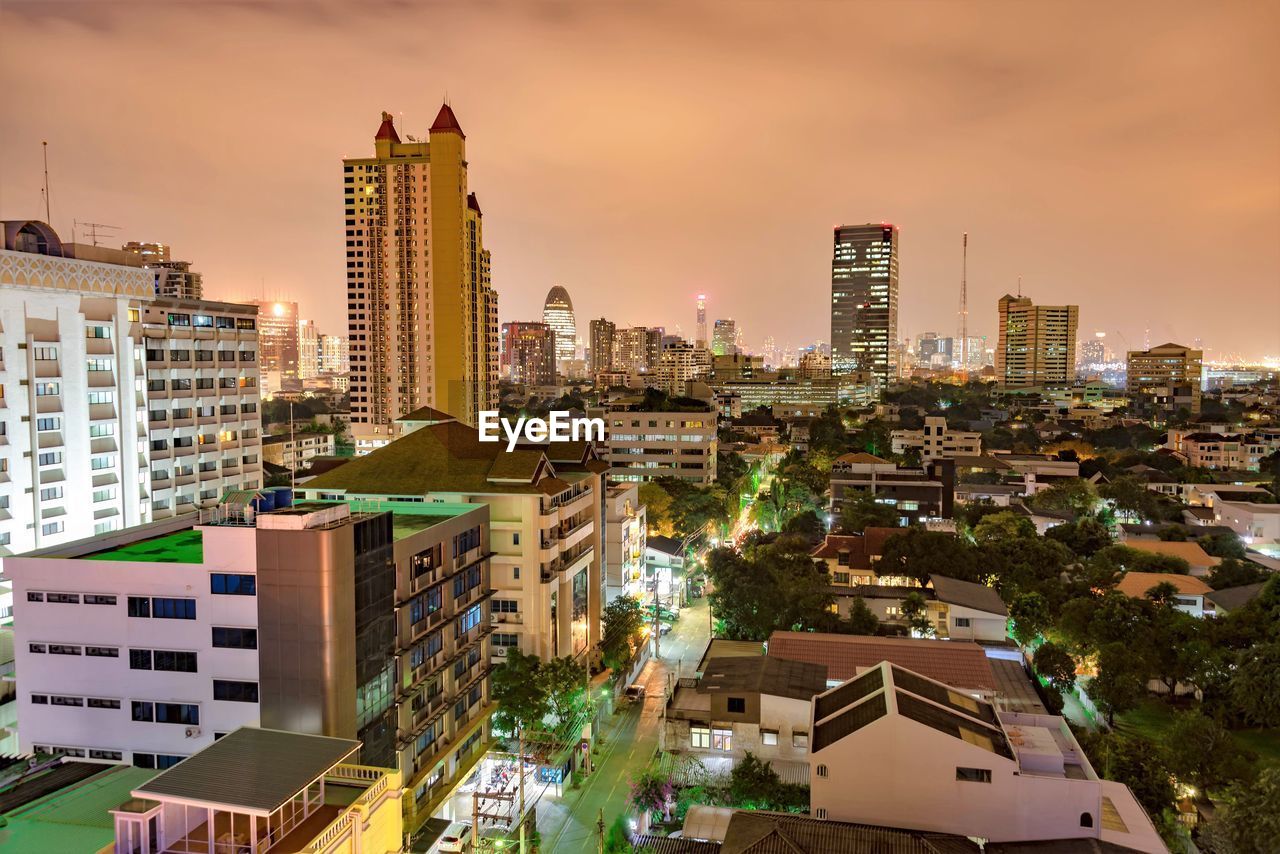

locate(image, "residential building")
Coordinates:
1178 432 1269 470
1127 342 1203 418
716 375 876 410
1213 499 1280 544
591 397 718 484
299 411 606 664
667 808 983 853
1205 582 1267 617
767 632 998 699
111 728 403 854
500 321 556 386
644 534 687 607
7 497 493 829
122 242 204 300
831 224 898 384
318 333 349 376
807 663 1165 851
1115 572 1215 617
589 317 616 377
345 107 499 448
250 301 300 383
604 483 647 602
829 454 955 523
542 285 577 372
995 294 1079 389
297 318 319 379
710 353 763 382
613 326 662 374
1118 540 1220 577
890 417 982 461
261 432 335 469
796 351 832 379
655 342 712 395
121 241 169 265
711 319 737 356
0 220 261 554
662 656 827 782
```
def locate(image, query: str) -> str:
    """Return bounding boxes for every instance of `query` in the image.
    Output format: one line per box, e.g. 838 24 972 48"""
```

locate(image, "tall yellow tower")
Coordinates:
344 105 498 452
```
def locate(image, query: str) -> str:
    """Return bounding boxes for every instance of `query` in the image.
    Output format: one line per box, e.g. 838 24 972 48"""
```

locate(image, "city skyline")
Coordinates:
1 2 1277 363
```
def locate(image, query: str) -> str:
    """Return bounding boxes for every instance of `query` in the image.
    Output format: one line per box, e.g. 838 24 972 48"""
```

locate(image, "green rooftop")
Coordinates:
83 529 205 564
0 765 156 852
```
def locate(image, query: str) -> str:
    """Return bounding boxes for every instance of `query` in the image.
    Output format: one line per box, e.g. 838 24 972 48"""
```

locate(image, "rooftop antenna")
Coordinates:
80 222 120 247
1017 275 1022 298
958 232 969 381
41 141 52 224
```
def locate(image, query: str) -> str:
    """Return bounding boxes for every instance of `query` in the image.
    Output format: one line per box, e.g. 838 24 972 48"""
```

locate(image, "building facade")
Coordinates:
542 286 577 373
250 301 299 385
829 454 955 523
500 321 556 386
1126 342 1203 418
711 319 737 356
604 483 647 602
589 317 616 377
995 295 1079 389
344 107 498 449
592 398 718 484
890 417 982 461
831 224 899 384
613 326 661 375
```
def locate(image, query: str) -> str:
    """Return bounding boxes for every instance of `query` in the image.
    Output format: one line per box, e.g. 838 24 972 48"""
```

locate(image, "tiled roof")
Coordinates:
373 110 399 142
1120 540 1218 567
647 534 685 556
698 656 828 702
720 810 981 854
834 452 891 465
395 405 455 422
811 528 899 564
630 835 720 854
1115 572 1212 599
929 575 1008 616
767 632 997 692
430 102 465 138
1205 582 1267 612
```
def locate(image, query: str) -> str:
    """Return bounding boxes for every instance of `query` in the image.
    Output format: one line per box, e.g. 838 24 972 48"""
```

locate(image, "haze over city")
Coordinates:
1 0 1277 360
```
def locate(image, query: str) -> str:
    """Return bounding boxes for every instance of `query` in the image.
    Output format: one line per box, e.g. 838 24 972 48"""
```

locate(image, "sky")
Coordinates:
1 0 1278 362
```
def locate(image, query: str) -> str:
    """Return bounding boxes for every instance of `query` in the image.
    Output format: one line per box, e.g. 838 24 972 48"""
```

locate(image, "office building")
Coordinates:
8 497 493 828
1081 333 1109 366
1126 342 1203 417
542 285 577 372
344 107 499 449
261 432 334 469
297 318 319 379
591 397 717 483
995 295 1079 389
500 321 556 386
589 317 616 377
796 351 832 378
318 333 349 376
696 294 708 348
301 410 605 664
710 353 764 383
712 319 737 356
250 300 299 383
716 375 876 411
890 417 982 461
0 221 262 555
831 224 899 384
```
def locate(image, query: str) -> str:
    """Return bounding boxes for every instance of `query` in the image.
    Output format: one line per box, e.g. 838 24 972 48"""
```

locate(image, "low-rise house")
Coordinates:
929 575 1009 642
604 483 647 602
767 632 998 700
809 528 901 586
1118 540 1222 577
645 534 688 607
1214 500 1280 544
890 417 982 461
1205 582 1267 616
661 656 827 782
110 727 403 854
808 663 1165 852
1177 432 1269 471
1115 572 1215 617
829 455 955 524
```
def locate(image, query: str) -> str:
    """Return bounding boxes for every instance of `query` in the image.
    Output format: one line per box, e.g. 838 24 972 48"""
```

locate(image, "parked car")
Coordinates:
437 823 471 852
624 683 647 703
643 605 680 623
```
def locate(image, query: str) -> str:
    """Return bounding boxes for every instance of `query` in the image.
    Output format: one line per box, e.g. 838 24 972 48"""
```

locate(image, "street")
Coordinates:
536 596 712 852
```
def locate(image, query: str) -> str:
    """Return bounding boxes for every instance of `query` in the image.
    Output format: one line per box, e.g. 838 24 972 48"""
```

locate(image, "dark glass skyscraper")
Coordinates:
831 223 899 384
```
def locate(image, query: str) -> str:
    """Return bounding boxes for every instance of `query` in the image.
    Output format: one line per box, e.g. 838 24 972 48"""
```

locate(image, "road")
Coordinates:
536 596 712 852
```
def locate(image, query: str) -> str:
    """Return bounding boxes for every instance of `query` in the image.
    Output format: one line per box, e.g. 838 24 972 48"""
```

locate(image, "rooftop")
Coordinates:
1115 571 1213 600
767 631 998 692
0 765 156 853
133 728 360 814
1120 540 1219 567
719 810 981 854
82 528 204 564
699 656 828 702
929 575 1008 616
1205 582 1267 612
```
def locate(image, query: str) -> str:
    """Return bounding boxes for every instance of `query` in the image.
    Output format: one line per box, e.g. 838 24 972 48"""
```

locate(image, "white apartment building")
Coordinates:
0 220 263 555
890 417 982 461
655 342 712 396
1177 432 1269 471
808 662 1165 852
261 432 335 469
604 483 647 602
591 398 717 484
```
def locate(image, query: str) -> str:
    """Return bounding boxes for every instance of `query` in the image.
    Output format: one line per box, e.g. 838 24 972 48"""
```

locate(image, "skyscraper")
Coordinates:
589 317 616 376
696 294 707 348
344 106 498 451
614 327 661 374
251 299 300 383
500 321 556 385
995 294 1079 388
542 285 577 373
712 319 737 356
831 224 899 385
298 318 319 379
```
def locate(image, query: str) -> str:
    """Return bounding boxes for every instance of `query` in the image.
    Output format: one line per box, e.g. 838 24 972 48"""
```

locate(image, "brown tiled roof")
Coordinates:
929 575 1007 616
767 632 997 692
721 810 981 854
810 528 898 565
395 405 455 422
835 452 890 465
1204 582 1266 613
1115 572 1212 599
374 110 399 143
430 103 465 138
698 656 828 702
1121 540 1218 567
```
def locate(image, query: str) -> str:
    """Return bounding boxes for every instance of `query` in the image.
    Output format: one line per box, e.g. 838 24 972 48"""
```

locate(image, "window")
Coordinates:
84 594 117 606
493 599 519 613
690 725 711 749
816 764 828 778
210 573 256 595
133 702 200 725
712 727 733 751
46 592 79 604
792 731 809 748
457 604 481 635
51 695 84 707
36 486 62 502
493 633 519 648
89 698 122 710
956 767 992 783
38 452 62 466
211 627 258 649
31 694 49 704
154 650 198 672
86 325 112 339
32 346 58 360
86 646 119 658
761 730 778 746
727 697 746 714
133 753 185 770
127 596 150 617
49 644 82 656
130 649 153 670
90 750 123 761
28 643 46 654
35 417 61 431
27 592 44 603
35 382 60 396
213 680 259 703
953 617 971 628
1081 813 1094 828
152 598 196 620
816 808 827 820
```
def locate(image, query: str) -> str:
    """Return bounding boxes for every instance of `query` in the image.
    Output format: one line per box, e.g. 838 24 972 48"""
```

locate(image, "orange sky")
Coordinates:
1 0 1277 360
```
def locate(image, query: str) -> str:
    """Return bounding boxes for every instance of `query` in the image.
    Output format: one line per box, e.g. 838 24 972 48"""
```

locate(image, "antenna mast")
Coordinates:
958 232 968 381
79 222 121 247
41 141 52 224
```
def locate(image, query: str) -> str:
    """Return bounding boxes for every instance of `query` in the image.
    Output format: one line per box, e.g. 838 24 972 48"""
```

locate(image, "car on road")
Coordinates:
437 823 471 852
624 683 647 703
643 605 680 622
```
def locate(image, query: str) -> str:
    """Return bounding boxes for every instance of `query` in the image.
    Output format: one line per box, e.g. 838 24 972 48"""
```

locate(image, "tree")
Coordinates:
1199 532 1247 560
1083 731 1177 822
539 656 590 725
900 591 935 637
1207 557 1267 590
1099 476 1164 522
1200 767 1280 854
781 509 825 545
628 769 675 822
728 751 782 806
1230 641 1280 727
1009 592 1050 647
705 545 836 641
1165 710 1254 793
844 597 880 635
1045 517 1112 557
1147 606 1209 696
1033 642 1077 694
601 596 646 671
972 510 1037 546
835 492 900 534
1031 478 1099 517
491 649 549 734
878 527 982 585
1090 642 1147 727
639 482 674 536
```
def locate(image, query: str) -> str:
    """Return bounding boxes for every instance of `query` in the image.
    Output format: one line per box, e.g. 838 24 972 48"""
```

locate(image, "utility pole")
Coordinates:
597 808 606 854
471 792 480 852
518 728 527 854
652 568 661 660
